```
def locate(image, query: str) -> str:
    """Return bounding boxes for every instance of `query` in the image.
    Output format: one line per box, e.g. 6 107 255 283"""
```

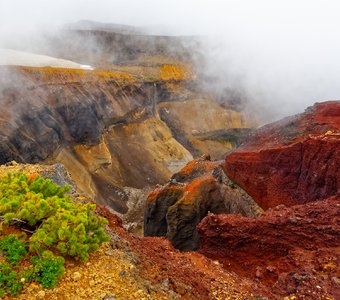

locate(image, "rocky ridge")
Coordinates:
225 101 340 209
146 101 340 299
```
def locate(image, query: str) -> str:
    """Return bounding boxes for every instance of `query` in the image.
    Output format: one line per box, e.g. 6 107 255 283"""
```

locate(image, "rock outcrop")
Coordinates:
225 101 340 209
198 197 340 299
144 155 261 250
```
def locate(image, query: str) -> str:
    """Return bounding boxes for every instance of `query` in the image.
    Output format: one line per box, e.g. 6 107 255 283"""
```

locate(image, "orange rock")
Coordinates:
144 155 261 251
159 64 195 81
28 173 38 183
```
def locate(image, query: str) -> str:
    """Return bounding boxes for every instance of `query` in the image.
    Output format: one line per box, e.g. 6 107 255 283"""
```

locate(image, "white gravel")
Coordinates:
0 48 93 70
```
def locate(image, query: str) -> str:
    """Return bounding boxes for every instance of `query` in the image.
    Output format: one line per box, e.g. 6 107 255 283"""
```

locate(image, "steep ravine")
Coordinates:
0 65 253 227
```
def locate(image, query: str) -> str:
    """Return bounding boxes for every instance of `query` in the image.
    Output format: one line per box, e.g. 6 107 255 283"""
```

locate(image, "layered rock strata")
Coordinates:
0 63 251 217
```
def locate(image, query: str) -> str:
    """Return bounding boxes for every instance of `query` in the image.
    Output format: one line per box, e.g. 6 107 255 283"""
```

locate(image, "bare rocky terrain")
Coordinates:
0 21 338 300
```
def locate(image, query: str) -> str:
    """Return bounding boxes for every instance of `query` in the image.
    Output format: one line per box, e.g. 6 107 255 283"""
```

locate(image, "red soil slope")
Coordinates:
198 196 340 299
225 101 340 209
97 205 257 299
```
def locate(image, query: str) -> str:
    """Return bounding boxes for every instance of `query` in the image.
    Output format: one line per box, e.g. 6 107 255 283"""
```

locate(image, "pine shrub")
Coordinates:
30 251 65 288
0 263 24 296
0 234 27 266
0 172 110 295
0 172 109 260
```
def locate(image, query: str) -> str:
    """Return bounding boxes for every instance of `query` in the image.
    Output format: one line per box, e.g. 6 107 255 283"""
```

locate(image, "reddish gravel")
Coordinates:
198 196 340 299
97 205 258 299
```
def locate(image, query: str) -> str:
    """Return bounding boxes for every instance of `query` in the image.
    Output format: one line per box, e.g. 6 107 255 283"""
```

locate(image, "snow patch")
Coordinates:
0 49 94 70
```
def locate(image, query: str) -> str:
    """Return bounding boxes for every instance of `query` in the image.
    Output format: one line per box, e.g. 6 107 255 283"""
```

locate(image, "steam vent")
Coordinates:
0 19 339 300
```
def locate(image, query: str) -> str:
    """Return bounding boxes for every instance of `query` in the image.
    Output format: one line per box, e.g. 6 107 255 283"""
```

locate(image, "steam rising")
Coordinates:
1 0 340 121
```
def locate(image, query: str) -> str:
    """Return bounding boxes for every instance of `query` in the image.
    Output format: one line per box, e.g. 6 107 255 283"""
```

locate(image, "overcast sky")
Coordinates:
1 0 340 120
1 1 340 34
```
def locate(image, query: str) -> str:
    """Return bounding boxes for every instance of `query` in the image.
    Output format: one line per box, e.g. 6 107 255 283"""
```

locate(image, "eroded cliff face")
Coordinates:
224 101 340 209
53 117 193 214
158 98 252 158
0 66 148 162
0 44 252 221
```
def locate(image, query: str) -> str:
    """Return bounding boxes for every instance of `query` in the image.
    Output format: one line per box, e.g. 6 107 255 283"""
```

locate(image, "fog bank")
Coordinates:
1 0 340 121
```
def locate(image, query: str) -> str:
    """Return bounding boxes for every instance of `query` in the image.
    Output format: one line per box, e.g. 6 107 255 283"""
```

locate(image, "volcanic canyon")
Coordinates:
0 21 339 299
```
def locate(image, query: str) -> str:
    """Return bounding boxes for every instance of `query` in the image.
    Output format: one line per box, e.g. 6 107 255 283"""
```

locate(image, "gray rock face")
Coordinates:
40 163 77 195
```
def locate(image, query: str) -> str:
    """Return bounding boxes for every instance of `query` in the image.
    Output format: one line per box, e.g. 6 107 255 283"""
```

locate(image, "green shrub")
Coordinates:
0 234 27 266
0 172 109 260
30 202 108 261
0 173 71 226
30 251 65 288
0 263 24 296
0 172 110 295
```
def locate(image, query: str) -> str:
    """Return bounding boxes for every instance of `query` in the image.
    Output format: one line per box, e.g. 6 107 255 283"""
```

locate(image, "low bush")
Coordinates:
0 263 24 296
0 172 109 296
30 251 65 288
0 234 27 266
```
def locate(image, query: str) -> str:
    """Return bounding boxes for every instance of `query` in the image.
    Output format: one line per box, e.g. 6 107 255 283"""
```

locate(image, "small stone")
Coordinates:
174 284 186 295
316 285 322 289
36 290 46 299
162 278 169 288
266 265 276 273
72 272 82 282
105 250 114 256
89 280 96 287
119 270 126 277
331 276 340 285
134 290 144 297
255 266 263 278
292 273 308 282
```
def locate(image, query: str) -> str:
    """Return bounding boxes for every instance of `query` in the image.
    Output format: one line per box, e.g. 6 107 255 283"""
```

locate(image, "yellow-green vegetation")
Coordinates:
0 172 109 297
